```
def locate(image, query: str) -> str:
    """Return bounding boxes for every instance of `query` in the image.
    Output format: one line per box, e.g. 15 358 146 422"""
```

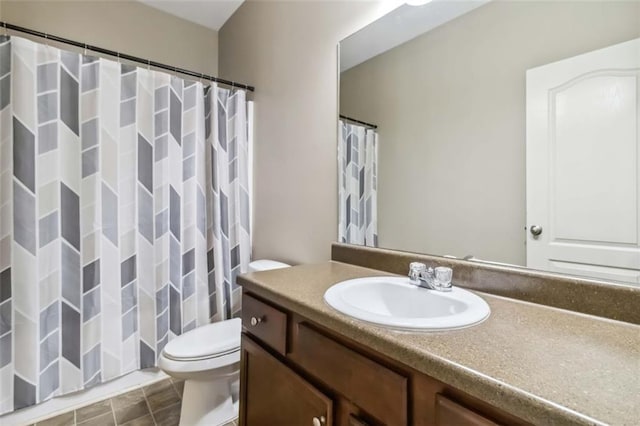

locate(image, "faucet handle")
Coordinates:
408 262 426 284
434 266 453 292
409 262 426 272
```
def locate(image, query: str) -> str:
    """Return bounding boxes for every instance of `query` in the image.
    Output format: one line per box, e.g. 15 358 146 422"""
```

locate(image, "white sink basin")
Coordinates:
324 276 490 331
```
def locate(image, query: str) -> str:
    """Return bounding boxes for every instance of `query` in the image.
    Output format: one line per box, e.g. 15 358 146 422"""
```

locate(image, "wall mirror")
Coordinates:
337 0 640 286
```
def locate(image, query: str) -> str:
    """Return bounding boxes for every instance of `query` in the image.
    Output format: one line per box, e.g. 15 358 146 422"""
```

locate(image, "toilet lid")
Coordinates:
163 318 241 360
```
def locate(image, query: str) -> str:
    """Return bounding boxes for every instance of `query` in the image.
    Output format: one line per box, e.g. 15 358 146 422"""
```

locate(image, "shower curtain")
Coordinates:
338 120 378 247
0 35 251 414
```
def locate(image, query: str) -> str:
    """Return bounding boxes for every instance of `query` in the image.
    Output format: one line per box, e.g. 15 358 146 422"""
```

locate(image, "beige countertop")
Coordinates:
238 261 640 426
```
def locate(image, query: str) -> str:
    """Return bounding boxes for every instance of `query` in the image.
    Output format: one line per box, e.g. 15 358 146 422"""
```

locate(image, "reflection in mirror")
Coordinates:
338 116 379 246
338 0 640 285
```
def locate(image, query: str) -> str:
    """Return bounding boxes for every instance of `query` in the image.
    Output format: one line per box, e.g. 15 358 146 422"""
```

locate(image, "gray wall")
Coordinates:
219 1 395 264
340 1 640 265
0 0 219 75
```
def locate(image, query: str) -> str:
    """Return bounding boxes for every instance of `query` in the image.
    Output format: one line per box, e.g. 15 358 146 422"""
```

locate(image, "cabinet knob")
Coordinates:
250 316 263 326
312 416 326 426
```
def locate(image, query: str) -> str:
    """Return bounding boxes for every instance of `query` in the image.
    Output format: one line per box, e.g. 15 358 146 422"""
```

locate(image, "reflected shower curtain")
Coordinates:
0 35 251 414
338 120 378 246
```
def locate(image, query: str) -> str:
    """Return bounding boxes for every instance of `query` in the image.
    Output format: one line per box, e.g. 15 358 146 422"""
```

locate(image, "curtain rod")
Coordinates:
0 21 255 92
339 114 378 129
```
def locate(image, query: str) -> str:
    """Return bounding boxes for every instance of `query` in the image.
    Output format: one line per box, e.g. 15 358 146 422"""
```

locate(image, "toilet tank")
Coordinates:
248 259 291 273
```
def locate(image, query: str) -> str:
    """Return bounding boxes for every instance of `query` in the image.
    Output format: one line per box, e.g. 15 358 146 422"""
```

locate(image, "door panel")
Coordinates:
526 37 640 285
552 73 637 244
550 260 640 283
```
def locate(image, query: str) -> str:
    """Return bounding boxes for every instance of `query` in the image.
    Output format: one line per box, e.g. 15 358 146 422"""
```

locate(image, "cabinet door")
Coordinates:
240 334 333 426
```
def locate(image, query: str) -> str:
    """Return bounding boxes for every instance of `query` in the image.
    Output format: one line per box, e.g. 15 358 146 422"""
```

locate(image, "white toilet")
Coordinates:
158 259 290 426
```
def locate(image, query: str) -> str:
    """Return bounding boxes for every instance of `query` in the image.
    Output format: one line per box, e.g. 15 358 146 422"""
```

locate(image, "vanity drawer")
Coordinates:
290 323 408 426
241 293 288 355
435 394 499 426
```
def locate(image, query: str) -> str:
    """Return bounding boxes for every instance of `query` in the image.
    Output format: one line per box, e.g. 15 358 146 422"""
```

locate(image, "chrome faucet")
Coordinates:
408 262 453 292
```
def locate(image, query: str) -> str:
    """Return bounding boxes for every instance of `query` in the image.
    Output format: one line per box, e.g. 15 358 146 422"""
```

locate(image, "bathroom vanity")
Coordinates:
237 244 640 426
239 293 525 425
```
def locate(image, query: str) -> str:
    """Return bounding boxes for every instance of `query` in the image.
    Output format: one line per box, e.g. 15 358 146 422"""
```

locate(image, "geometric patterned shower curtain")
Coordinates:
0 35 251 414
338 119 378 247
207 88 251 321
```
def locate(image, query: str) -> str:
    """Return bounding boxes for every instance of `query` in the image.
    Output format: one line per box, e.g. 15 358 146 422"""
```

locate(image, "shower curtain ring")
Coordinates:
3 22 7 37
147 59 151 70
117 52 120 64
83 43 88 56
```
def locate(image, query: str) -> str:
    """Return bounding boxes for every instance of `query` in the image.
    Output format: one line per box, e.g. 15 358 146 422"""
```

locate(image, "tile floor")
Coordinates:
30 378 237 426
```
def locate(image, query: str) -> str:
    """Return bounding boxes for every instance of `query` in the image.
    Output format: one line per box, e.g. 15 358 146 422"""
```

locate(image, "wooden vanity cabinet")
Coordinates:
239 291 529 426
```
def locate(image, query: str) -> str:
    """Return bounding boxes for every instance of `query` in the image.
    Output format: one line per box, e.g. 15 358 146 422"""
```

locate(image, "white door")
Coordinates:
526 38 640 285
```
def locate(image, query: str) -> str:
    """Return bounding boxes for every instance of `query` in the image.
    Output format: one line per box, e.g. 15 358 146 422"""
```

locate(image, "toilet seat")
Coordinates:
159 348 240 376
163 347 239 362
162 318 241 361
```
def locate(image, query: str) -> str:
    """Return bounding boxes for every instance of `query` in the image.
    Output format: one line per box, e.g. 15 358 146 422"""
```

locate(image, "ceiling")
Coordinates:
138 0 245 31
340 0 490 72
